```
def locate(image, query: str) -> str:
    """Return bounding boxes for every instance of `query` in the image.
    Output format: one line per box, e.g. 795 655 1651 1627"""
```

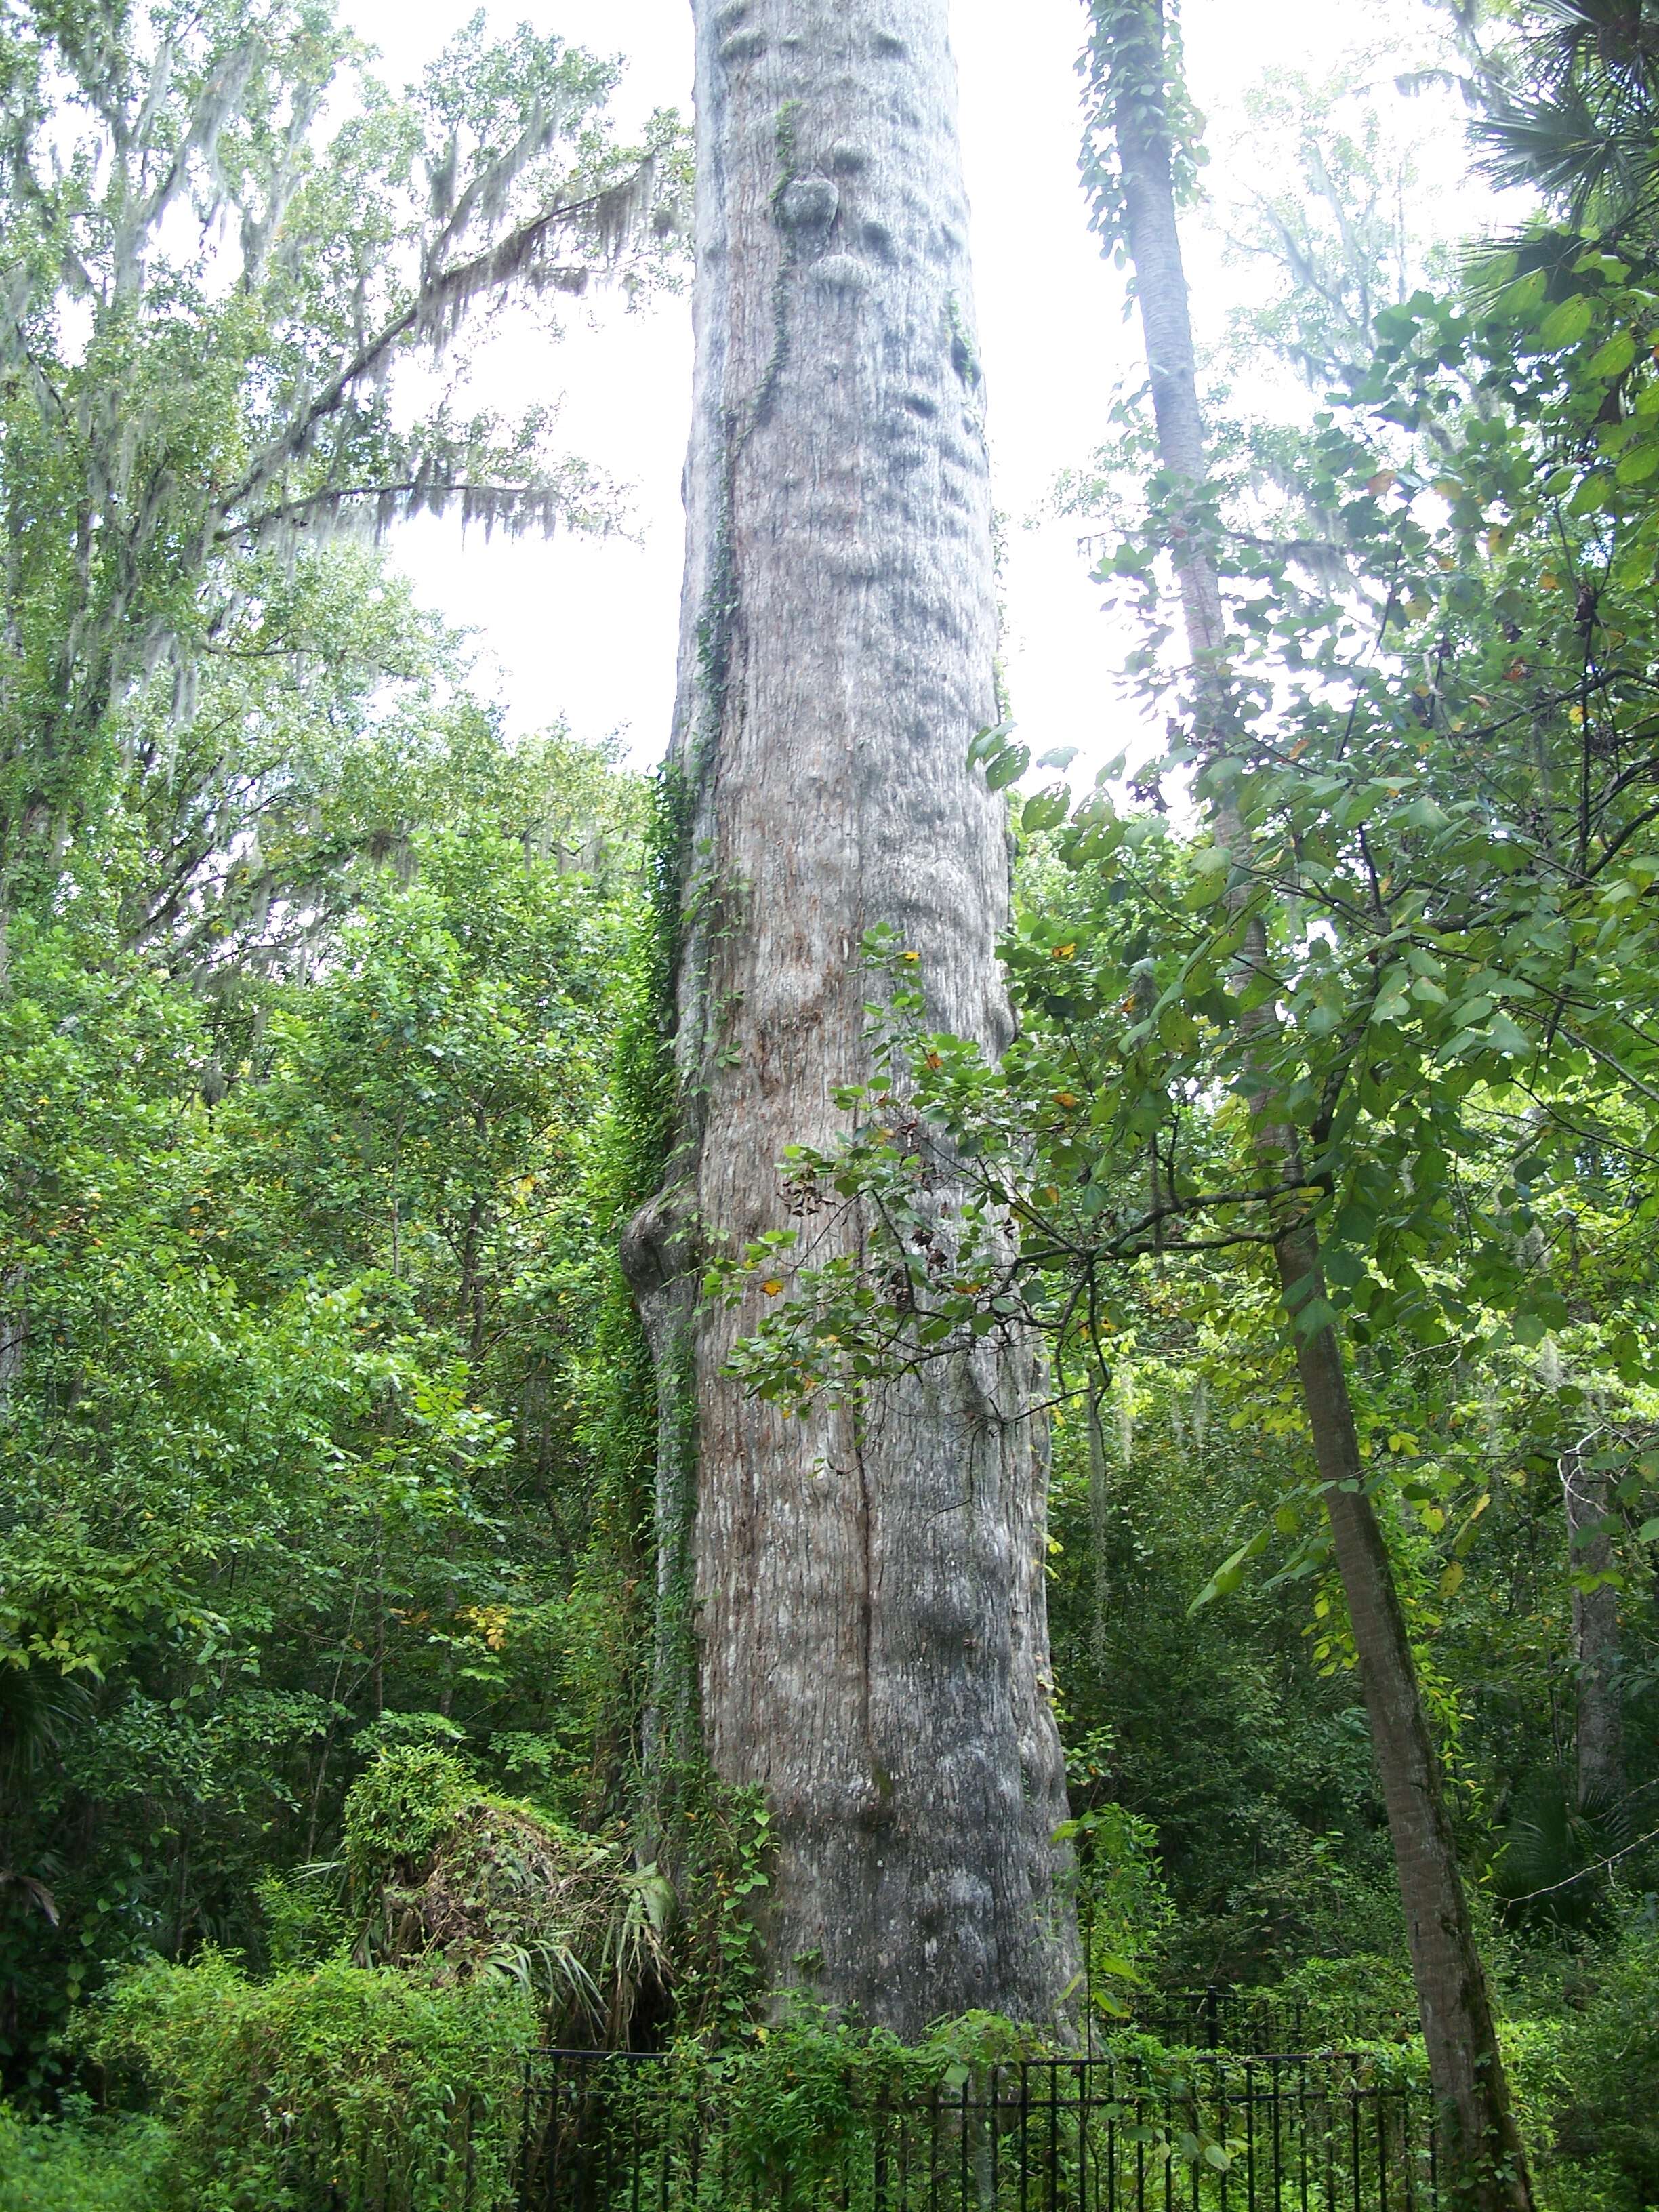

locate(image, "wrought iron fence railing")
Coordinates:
517 2048 1438 2212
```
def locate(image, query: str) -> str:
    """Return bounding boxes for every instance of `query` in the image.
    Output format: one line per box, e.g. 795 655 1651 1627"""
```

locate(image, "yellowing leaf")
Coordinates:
762 1279 785 1297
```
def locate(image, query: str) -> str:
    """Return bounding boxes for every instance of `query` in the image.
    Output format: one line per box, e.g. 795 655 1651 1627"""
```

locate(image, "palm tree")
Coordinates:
1471 1 1659 232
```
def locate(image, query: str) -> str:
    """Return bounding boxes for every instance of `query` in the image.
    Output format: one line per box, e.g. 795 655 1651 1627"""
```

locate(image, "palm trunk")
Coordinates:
1560 1442 1623 1809
1095 5 1532 2202
626 0 1076 2035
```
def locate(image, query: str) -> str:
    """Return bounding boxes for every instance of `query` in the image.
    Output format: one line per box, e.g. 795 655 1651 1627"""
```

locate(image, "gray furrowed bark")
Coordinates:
630 0 1077 2036
1561 1442 1624 1811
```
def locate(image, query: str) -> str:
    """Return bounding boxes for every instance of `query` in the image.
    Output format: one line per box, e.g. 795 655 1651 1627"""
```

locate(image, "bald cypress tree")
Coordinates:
626 0 1076 2034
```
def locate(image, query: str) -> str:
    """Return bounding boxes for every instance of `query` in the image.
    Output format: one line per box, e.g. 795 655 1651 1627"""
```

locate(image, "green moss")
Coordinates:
945 292 981 388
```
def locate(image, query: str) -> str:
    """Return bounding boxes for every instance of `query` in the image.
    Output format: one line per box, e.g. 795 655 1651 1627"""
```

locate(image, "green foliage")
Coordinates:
0 703 656 2071
1550 1924 1659 2208
610 2009 1061 2205
1 13 1656 2212
85 1950 538 2212
1047 1404 1406 1986
1470 0 1659 228
707 24 1659 2171
713 79 1659 1993
343 1748 672 2043
657 1782 778 2038
1271 1953 1422 2047
1080 0 1208 255
0 0 687 872
695 2012 871 2198
343 1748 478 1898
596 2010 1448 2211
256 1870 351 1976
0 2103 168 2212
0 0 677 2093
1056 1788 1176 2015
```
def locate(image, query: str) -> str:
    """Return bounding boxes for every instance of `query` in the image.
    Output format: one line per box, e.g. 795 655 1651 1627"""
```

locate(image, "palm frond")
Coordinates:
1470 1 1659 226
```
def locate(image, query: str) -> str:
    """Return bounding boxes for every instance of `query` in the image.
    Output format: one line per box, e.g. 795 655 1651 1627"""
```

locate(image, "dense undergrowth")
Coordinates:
0 1931 1654 2211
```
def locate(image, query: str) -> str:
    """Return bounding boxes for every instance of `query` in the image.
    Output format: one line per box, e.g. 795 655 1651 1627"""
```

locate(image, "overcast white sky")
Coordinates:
342 0 1483 769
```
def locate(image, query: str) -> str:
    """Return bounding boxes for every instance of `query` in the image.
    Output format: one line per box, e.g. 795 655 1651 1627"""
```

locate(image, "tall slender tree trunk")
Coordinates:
624 0 1076 2036
1091 5 1532 2203
0 1267 24 1405
1560 1441 1624 1809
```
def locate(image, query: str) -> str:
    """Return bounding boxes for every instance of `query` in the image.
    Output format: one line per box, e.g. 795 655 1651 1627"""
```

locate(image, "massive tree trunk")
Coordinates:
624 0 1076 2037
1091 5 1533 2204
1560 1442 1624 1810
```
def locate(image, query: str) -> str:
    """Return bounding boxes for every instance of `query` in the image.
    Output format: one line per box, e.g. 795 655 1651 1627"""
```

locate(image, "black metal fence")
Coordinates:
518 2049 1438 2212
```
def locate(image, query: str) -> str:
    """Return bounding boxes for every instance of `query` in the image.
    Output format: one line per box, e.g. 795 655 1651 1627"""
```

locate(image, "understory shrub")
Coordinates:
0 2103 168 2212
83 1950 539 2212
1549 1926 1659 2212
344 1746 672 2043
1059 1798 1176 2018
1264 1938 1659 2212
1269 1952 1420 2045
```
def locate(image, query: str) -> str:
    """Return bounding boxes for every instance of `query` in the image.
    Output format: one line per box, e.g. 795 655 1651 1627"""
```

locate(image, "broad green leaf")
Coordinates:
1615 441 1659 486
1483 1012 1533 1059
1497 268 1548 316
1539 293 1594 347
1293 1298 1339 1337
1022 790 1069 834
1589 329 1637 377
